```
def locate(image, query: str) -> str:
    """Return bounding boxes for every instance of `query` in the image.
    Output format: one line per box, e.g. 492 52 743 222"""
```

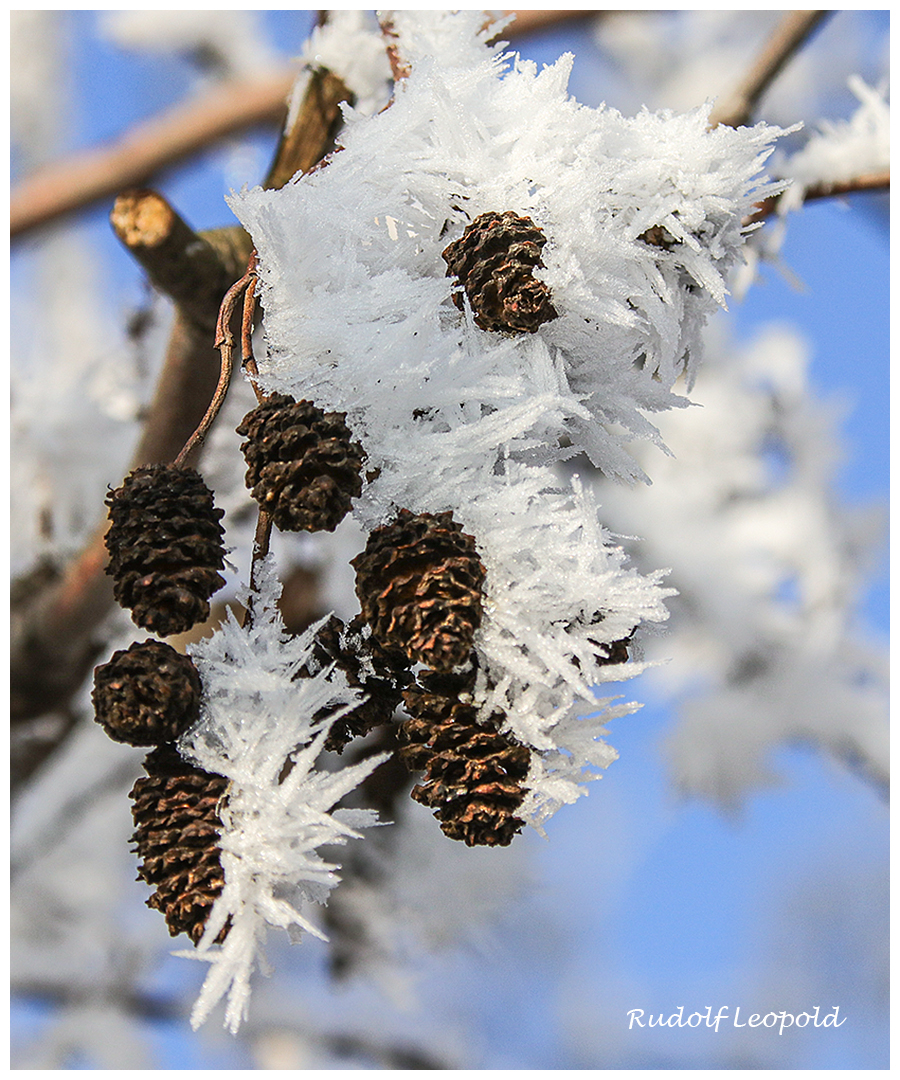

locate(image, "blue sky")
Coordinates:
11 10 889 1070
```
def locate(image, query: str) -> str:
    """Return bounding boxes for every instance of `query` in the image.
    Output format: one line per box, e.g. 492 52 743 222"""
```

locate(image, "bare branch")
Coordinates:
264 69 354 190
10 11 597 239
10 71 296 240
110 189 244 333
501 9 596 37
709 11 831 128
744 169 890 226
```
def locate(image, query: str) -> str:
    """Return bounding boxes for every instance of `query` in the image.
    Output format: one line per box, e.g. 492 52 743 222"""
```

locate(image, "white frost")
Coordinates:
228 10 786 827
179 557 386 1032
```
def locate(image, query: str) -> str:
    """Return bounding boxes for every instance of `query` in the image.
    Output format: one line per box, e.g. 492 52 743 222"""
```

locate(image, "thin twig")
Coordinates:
743 169 890 226
173 262 256 468
709 10 831 128
244 508 275 631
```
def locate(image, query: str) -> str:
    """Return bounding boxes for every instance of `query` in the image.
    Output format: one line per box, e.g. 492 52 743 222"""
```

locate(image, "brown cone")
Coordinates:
92 639 201 746
351 509 485 671
130 744 229 945
400 669 530 847
237 394 365 533
104 465 226 636
442 210 558 333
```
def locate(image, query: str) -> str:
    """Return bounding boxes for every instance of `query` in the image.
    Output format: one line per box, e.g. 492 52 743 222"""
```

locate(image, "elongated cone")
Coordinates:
130 744 229 945
104 465 225 636
400 668 530 847
351 509 485 672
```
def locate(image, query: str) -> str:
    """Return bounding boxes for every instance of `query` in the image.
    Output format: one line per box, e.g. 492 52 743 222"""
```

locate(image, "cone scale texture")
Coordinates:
104 465 226 637
442 210 558 333
92 639 202 746
130 744 229 945
237 394 365 533
400 669 530 847
351 509 486 672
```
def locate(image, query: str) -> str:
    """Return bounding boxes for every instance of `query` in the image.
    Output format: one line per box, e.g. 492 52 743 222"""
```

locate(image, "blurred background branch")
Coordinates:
709 10 831 128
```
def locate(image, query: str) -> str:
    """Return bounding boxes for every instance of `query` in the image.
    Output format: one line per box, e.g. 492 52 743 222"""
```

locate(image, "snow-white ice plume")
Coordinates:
775 76 889 210
228 10 786 827
101 10 277 80
235 14 787 477
597 322 888 804
734 76 888 297
178 558 386 1033
287 10 392 125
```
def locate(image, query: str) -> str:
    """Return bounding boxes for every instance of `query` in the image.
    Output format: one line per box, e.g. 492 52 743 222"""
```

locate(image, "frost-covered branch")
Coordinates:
709 10 831 128
744 168 889 225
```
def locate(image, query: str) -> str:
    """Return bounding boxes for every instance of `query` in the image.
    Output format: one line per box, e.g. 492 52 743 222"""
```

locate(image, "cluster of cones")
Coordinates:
89 210 618 946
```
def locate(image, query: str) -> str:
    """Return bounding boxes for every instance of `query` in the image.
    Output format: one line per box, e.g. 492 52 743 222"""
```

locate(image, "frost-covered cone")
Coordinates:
92 639 201 746
130 743 229 945
303 614 412 753
176 557 386 1033
221 10 783 831
236 394 364 533
442 210 558 333
231 10 788 484
352 509 486 671
104 464 226 636
400 667 529 847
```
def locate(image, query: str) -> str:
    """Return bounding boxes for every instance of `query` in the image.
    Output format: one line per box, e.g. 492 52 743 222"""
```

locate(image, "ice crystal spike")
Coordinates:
92 639 202 746
104 465 226 636
400 669 529 846
302 614 412 753
237 393 365 533
130 744 229 946
351 509 486 671
442 210 558 333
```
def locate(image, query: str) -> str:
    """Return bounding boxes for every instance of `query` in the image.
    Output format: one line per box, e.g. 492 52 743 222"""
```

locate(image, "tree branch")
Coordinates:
743 169 890 226
264 68 354 190
109 189 246 333
501 9 595 37
709 10 831 128
11 198 252 754
10 72 296 240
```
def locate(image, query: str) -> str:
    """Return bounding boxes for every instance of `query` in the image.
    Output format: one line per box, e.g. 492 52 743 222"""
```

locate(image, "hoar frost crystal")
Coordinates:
91 10 789 1032
229 10 786 825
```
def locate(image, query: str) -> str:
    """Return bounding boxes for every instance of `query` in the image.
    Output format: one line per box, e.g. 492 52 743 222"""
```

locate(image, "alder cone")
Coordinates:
237 394 364 533
351 509 485 671
130 744 229 946
92 639 201 746
442 210 558 333
400 669 530 847
304 614 412 753
104 465 226 636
